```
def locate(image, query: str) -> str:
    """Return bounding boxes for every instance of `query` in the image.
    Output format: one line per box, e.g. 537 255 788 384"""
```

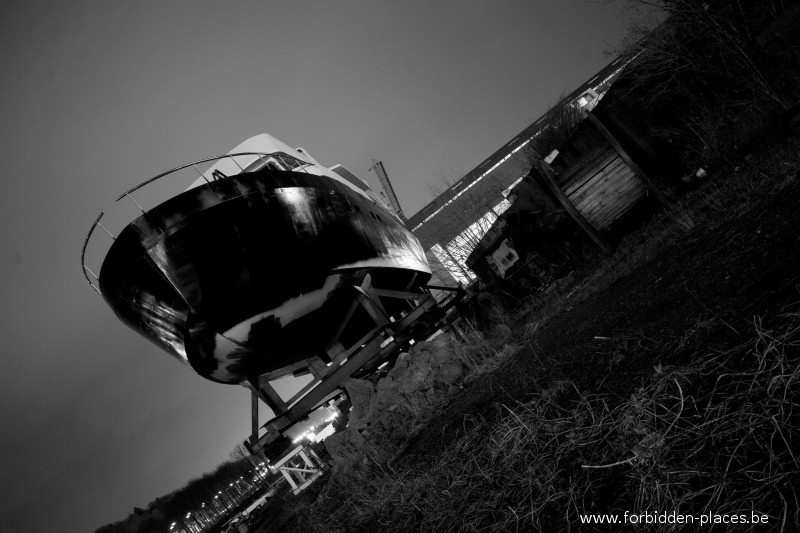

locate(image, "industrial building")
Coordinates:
403 56 629 287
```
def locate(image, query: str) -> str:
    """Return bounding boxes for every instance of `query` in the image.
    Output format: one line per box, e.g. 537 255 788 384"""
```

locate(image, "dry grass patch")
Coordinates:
297 305 800 532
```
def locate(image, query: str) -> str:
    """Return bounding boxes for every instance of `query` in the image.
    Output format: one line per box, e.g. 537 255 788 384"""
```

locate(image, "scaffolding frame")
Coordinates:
245 273 463 458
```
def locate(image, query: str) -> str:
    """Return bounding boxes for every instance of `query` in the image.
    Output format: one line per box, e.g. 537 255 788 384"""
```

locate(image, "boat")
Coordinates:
91 134 431 384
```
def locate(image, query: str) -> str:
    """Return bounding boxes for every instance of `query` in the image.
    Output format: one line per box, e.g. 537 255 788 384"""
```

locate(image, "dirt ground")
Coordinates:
394 142 800 472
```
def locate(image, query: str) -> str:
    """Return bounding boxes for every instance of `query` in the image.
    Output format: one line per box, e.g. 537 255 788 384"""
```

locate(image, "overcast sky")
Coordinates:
0 1 654 531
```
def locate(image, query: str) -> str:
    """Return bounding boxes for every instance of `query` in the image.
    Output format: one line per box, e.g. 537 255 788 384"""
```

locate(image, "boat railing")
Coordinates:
81 151 314 296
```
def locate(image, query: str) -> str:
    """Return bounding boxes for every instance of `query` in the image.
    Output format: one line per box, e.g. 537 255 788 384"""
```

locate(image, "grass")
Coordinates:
451 323 521 382
298 309 799 532
613 311 800 531
516 136 800 328
280 138 800 533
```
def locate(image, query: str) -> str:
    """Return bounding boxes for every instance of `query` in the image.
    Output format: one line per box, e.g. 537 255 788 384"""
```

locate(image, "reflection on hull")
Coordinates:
100 168 430 384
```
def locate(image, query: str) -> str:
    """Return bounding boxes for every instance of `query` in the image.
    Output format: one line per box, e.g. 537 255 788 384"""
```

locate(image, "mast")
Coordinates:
369 159 405 222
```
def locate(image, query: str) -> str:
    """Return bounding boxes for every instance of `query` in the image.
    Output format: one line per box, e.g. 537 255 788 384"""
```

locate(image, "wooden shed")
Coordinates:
466 78 682 287
532 91 674 251
551 121 648 229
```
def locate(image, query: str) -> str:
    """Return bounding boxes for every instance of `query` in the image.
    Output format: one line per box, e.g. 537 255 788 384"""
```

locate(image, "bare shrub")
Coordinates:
611 0 800 167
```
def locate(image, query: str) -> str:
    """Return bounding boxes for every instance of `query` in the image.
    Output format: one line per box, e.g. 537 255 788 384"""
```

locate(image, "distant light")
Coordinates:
316 423 336 441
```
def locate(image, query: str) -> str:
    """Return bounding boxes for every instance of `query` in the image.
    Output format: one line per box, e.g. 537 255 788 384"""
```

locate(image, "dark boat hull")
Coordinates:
99 168 430 384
